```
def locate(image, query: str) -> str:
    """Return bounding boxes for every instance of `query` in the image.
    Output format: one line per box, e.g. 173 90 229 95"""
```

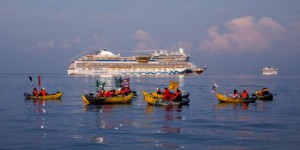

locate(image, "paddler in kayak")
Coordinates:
33 87 39 96
232 89 240 98
241 90 249 100
172 89 182 101
39 87 48 96
163 88 172 100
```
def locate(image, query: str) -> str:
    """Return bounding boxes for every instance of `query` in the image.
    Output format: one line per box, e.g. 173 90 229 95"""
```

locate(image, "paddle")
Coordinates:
38 75 41 88
29 76 33 88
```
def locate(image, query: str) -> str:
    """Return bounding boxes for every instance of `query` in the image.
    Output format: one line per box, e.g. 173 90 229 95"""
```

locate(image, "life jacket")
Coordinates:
40 89 47 96
33 89 39 96
163 89 172 100
242 91 249 99
104 91 112 97
173 91 182 101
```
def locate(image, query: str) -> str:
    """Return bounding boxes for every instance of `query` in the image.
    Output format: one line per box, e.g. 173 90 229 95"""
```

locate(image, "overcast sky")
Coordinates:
0 0 299 75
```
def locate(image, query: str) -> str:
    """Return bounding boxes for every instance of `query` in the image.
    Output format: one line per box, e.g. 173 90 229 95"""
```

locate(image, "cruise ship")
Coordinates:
67 48 206 75
262 67 278 75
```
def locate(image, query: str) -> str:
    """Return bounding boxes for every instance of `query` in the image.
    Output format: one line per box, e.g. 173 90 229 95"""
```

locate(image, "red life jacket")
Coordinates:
33 89 39 96
40 90 47 96
242 91 249 99
163 89 172 100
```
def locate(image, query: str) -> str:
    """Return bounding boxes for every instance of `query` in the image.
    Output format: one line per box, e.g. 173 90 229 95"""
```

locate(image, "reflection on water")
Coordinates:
161 107 183 134
84 104 133 130
145 105 155 114
25 99 61 145
216 102 252 111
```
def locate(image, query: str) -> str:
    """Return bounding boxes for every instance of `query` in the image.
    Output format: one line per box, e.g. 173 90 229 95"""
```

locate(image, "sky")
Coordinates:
0 0 300 75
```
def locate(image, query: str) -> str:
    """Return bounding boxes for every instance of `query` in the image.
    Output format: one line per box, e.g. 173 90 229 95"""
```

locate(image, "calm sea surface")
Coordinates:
0 74 299 149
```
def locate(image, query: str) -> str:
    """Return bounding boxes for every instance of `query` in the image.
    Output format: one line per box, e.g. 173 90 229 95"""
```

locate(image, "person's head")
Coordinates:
33 88 37 90
42 87 45 90
234 89 237 93
243 90 246 92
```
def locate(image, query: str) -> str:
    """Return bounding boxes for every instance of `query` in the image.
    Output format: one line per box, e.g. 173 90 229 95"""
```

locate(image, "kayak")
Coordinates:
151 92 164 98
142 91 190 106
24 92 63 100
82 93 134 105
255 91 273 100
215 93 256 103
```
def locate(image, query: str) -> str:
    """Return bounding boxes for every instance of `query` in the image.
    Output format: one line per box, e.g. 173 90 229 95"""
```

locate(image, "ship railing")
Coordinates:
70 50 90 61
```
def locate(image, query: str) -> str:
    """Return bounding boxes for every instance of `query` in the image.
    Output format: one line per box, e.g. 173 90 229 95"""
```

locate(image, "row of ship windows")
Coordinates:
76 65 188 69
76 63 191 68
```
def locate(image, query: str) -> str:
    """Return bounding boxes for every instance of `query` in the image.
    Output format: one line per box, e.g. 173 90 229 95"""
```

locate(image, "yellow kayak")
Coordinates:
143 91 189 106
24 92 63 100
215 93 256 103
142 91 160 104
82 93 134 105
151 92 164 98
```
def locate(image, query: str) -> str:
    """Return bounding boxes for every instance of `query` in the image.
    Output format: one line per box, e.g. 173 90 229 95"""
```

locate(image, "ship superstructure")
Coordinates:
262 67 278 75
67 48 206 75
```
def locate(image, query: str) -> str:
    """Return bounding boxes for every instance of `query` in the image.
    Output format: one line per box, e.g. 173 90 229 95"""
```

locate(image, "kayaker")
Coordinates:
39 88 48 96
122 87 131 95
111 89 117 96
97 90 105 97
104 90 113 97
173 89 182 101
261 88 270 96
232 89 240 98
241 90 249 100
32 87 39 96
163 88 172 100
116 88 122 95
156 88 162 94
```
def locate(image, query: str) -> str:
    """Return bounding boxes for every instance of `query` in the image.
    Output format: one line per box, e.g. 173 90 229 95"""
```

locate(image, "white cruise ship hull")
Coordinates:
68 68 203 75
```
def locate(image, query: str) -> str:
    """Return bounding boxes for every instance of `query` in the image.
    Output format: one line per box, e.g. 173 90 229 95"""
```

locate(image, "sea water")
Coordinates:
0 74 299 149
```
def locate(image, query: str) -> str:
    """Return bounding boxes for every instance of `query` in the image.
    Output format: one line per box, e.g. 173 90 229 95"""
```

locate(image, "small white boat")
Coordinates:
262 67 278 75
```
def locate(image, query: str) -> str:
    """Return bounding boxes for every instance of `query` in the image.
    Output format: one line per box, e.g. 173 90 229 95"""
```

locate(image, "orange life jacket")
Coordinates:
40 90 47 96
242 91 249 99
33 89 39 96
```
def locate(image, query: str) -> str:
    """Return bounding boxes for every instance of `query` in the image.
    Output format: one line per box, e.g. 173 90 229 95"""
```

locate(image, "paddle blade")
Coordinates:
38 75 41 87
29 76 32 81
